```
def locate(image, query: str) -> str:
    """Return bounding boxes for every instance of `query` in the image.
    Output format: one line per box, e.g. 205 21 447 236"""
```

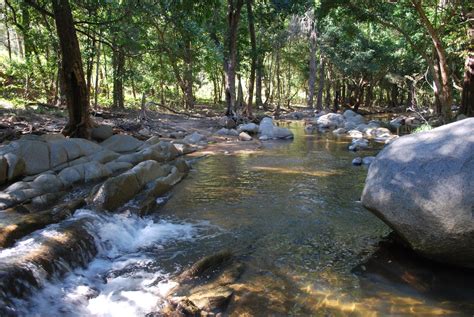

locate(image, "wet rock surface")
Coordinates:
159 251 244 317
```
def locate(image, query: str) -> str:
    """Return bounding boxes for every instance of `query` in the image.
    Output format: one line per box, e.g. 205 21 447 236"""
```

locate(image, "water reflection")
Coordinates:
157 122 474 316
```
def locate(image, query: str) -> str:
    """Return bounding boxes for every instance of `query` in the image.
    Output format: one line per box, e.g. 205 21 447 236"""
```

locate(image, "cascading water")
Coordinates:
0 209 218 317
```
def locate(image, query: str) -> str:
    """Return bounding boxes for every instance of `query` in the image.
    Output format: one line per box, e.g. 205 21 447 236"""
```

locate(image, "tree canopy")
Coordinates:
0 0 472 135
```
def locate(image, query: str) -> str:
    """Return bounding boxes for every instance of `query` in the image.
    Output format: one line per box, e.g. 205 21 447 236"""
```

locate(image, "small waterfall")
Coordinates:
0 209 211 317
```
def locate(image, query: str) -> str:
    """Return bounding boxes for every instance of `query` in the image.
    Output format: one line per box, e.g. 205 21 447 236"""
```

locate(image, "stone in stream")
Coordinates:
0 217 97 312
352 157 363 166
135 164 188 215
239 132 252 141
237 123 259 134
332 128 347 136
258 117 293 140
316 113 345 130
159 251 243 316
183 132 207 144
100 134 144 153
91 124 114 141
361 118 474 268
348 129 364 139
0 198 85 248
348 138 369 151
258 117 275 137
91 160 175 211
362 156 375 166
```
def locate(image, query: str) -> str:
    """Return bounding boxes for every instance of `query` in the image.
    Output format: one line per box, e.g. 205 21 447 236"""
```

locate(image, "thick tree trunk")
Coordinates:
341 81 346 105
316 56 324 110
333 81 341 112
275 47 282 115
86 36 95 98
459 22 473 117
459 54 474 117
255 55 264 108
245 0 256 116
112 47 125 109
325 79 331 111
94 38 101 110
307 29 317 108
52 0 91 138
412 0 452 121
224 0 244 116
236 74 244 111
4 7 12 61
183 41 195 109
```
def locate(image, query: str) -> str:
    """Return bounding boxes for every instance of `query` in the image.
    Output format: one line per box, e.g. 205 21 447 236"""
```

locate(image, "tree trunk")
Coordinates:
236 74 244 111
245 0 256 116
4 6 12 61
94 37 101 110
341 81 346 106
86 36 95 98
224 0 244 116
255 54 264 108
183 40 195 109
412 0 452 121
52 0 90 138
307 28 317 108
365 84 373 109
112 47 125 109
275 47 282 115
459 22 473 117
325 79 331 111
333 81 340 112
316 56 324 110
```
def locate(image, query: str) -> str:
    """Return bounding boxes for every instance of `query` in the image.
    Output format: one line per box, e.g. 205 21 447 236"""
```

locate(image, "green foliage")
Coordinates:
412 123 433 134
0 0 470 113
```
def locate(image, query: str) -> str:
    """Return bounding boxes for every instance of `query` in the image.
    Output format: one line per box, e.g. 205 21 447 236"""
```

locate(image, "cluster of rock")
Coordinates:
352 156 375 166
215 117 293 141
362 118 474 268
0 132 196 211
305 110 398 145
155 251 244 317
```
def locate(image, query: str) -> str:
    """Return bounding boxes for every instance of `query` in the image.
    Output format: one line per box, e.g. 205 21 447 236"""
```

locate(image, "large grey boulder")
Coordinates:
91 160 169 211
316 113 345 129
237 123 259 134
101 134 143 153
258 117 293 140
3 153 25 181
183 132 207 144
361 119 474 268
0 140 50 175
91 125 114 141
238 132 252 141
258 117 275 137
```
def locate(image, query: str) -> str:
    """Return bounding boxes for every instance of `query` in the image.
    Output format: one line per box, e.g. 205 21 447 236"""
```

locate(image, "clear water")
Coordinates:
6 122 474 316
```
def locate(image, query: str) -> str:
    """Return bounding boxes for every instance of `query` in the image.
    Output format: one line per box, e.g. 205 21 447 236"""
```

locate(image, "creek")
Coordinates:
1 123 473 316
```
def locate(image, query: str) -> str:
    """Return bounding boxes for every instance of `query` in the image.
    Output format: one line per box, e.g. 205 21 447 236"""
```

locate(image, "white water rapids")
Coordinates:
2 209 217 317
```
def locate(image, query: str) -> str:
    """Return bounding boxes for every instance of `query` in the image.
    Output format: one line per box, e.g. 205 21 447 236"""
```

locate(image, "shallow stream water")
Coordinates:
5 122 474 316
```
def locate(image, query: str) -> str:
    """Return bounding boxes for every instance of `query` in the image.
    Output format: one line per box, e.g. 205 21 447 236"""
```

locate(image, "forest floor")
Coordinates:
0 105 266 155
